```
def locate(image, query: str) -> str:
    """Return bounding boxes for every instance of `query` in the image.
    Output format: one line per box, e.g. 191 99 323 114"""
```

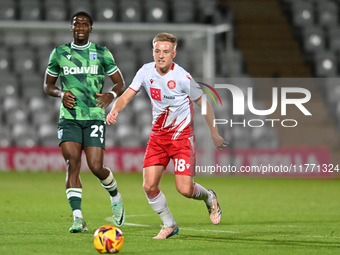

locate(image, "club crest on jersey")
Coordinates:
167 80 176 89
89 52 97 60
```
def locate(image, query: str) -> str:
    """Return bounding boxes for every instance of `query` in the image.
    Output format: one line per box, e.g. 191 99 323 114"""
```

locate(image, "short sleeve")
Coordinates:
129 66 145 92
46 48 59 77
185 75 203 101
104 47 119 76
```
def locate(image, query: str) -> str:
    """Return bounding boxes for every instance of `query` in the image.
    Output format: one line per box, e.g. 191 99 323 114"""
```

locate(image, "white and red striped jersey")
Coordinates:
129 62 203 140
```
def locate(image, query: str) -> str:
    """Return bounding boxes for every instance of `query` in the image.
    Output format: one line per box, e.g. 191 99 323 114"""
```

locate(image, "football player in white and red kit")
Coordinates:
107 33 228 239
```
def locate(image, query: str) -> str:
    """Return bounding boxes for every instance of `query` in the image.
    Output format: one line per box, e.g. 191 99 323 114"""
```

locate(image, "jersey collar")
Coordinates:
71 41 91 50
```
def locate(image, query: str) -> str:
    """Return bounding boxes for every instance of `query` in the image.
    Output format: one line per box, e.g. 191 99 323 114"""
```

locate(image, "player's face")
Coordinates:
153 41 176 74
71 15 92 45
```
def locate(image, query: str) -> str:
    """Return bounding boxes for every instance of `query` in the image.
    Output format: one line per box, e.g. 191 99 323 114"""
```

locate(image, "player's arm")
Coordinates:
106 88 137 125
96 69 126 109
43 73 75 109
194 97 228 150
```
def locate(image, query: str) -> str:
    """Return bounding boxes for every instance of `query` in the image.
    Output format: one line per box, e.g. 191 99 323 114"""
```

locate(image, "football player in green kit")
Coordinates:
43 12 126 233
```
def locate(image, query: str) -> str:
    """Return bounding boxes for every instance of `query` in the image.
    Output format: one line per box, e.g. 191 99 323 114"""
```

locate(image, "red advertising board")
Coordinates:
0 147 334 177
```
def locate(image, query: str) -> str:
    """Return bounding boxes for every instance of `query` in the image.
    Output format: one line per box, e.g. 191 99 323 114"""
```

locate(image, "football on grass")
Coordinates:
93 225 124 254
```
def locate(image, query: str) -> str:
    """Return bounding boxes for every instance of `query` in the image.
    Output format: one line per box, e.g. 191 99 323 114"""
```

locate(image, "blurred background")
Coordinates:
0 0 339 171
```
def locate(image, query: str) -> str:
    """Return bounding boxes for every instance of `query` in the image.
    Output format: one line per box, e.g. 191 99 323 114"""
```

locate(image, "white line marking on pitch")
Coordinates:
105 216 340 239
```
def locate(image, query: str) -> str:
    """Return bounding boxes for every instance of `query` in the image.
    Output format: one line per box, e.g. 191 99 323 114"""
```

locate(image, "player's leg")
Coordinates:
84 146 125 227
83 120 124 227
60 141 88 233
143 165 178 239
173 137 222 224
174 174 222 224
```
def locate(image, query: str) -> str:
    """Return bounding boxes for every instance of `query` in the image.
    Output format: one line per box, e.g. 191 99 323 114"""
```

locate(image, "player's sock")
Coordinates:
101 170 119 199
66 188 83 220
192 183 213 204
147 190 176 227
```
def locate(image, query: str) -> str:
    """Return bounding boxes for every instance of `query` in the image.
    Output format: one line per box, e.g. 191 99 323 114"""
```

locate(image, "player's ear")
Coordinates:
90 26 93 33
172 49 177 59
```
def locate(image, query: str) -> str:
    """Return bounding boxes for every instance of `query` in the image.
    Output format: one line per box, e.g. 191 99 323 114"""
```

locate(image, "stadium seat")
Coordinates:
18 0 42 20
28 97 55 127
325 80 340 111
119 0 142 22
136 110 152 127
197 0 218 23
52 30 73 48
316 1 338 29
112 46 137 84
251 126 279 149
13 48 37 74
27 31 54 48
175 45 192 72
12 122 38 147
2 31 27 47
44 0 68 21
5 108 28 127
171 0 195 23
145 0 168 23
94 0 118 22
302 25 325 54
116 124 141 147
0 73 19 99
105 128 117 148
291 1 315 27
2 96 22 112
132 96 152 114
231 126 252 149
0 47 12 73
69 0 92 16
314 50 337 77
139 125 151 146
20 73 44 99
38 123 58 147
0 0 17 20
0 124 12 147
37 46 54 74
328 28 340 54
222 49 245 76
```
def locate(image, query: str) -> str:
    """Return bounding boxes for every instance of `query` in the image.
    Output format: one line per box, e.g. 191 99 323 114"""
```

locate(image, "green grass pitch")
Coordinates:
0 171 339 255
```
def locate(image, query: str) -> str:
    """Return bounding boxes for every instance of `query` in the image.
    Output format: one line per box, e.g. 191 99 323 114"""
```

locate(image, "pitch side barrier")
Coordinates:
0 147 335 178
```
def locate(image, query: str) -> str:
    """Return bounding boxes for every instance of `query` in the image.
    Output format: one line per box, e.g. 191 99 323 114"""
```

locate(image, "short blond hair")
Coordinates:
152 32 177 50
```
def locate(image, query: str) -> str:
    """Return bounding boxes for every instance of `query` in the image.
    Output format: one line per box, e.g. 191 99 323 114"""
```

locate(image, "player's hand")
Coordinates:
96 93 114 109
212 134 228 151
61 91 75 109
106 109 119 125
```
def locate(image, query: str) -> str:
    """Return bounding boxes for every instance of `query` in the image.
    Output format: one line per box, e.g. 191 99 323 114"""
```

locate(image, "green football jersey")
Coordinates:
46 41 118 121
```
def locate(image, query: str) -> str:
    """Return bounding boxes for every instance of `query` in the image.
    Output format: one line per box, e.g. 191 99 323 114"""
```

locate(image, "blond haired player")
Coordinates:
107 33 228 239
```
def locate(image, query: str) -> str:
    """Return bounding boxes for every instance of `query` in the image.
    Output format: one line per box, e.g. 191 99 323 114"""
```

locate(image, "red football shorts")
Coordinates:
143 135 196 176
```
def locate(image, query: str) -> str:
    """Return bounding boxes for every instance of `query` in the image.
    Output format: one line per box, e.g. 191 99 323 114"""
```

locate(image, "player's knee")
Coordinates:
177 186 193 198
143 182 158 195
65 159 81 174
88 161 103 175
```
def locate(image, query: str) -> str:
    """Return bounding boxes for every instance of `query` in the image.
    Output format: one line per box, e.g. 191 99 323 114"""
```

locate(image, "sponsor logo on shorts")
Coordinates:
58 129 63 139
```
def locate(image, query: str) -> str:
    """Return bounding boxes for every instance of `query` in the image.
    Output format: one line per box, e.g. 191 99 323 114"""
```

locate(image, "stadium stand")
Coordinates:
44 0 68 21
18 0 42 21
93 0 117 22
0 0 17 20
0 0 276 150
144 0 169 23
